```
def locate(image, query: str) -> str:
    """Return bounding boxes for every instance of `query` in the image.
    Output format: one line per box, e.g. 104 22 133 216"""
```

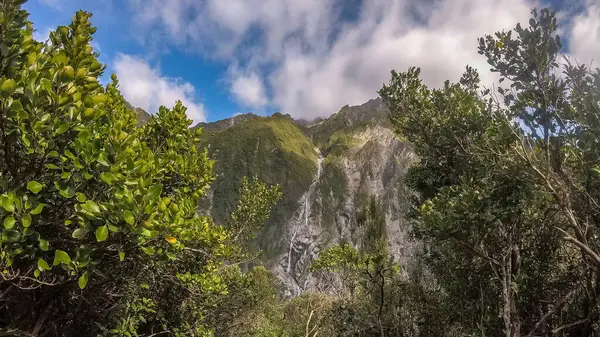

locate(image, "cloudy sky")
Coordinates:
26 0 599 124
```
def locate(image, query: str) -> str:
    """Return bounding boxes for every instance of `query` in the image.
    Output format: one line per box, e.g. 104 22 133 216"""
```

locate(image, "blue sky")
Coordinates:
25 0 599 125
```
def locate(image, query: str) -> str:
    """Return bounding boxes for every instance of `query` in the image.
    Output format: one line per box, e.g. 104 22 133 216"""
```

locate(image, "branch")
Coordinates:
557 227 600 266
526 278 583 337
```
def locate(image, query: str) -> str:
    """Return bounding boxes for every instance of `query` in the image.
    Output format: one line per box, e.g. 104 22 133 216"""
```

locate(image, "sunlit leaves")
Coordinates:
30 203 45 215
37 258 51 271
0 2 281 335
78 272 89 289
53 249 71 265
3 216 16 229
0 195 15 212
123 210 134 225
26 181 43 194
21 214 31 227
95 225 108 242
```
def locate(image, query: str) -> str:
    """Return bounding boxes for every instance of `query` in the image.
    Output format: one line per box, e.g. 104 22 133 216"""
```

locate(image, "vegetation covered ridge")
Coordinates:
1 1 599 337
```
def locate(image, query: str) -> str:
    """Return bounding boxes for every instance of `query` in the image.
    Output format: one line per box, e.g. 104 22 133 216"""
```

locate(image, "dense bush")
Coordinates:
0 2 281 336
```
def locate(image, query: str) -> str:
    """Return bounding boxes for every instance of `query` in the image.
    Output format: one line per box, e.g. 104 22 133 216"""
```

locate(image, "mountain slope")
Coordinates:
198 114 319 256
198 98 418 296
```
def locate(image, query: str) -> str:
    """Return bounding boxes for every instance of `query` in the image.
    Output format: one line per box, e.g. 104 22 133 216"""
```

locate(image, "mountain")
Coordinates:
124 101 151 126
198 98 419 297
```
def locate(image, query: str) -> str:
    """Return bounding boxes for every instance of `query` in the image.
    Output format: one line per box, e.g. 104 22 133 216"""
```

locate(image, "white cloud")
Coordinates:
33 27 52 42
230 70 268 108
566 0 600 68
113 54 205 123
127 0 599 120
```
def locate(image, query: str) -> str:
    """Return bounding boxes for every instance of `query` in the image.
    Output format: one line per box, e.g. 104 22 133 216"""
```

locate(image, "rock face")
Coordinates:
198 98 418 297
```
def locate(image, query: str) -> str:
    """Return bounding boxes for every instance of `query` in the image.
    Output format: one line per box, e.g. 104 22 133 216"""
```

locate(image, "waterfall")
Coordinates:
286 150 323 276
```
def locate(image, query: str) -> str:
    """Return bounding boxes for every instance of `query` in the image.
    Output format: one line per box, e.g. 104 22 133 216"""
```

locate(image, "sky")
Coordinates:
25 0 600 124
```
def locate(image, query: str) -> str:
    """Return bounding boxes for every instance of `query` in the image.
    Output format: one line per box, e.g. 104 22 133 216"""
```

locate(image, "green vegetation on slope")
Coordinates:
309 98 390 149
3 2 599 337
200 114 318 255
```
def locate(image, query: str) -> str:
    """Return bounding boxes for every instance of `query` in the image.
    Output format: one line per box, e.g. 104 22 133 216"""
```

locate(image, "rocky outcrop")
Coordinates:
270 123 418 297
198 98 419 297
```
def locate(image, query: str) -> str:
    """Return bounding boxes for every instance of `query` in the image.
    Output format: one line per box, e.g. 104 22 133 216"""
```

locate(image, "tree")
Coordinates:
311 196 403 336
379 7 600 337
0 2 282 336
478 8 600 335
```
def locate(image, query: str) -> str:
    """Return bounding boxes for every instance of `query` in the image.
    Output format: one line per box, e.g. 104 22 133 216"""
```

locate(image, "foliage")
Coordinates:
229 176 282 244
380 6 600 337
199 114 318 257
311 196 405 336
0 2 282 336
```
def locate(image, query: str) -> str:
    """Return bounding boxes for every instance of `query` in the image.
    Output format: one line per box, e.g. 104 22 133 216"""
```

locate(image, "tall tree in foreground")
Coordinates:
0 1 281 336
380 7 598 337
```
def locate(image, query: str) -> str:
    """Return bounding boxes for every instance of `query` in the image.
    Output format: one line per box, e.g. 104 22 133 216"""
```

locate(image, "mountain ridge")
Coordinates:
194 97 417 296
126 97 415 296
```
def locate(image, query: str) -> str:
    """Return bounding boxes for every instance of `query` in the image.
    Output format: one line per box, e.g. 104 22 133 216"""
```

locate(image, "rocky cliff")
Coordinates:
197 98 419 297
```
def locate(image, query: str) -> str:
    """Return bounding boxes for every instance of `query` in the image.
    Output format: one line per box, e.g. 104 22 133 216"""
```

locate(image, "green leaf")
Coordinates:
140 228 152 237
76 193 86 203
140 246 154 256
37 258 51 271
39 239 49 251
30 203 45 215
78 129 91 141
118 246 125 262
148 183 163 200
27 181 43 194
0 196 15 212
99 172 114 185
59 186 75 198
55 123 69 135
123 210 134 225
78 272 89 289
83 200 100 214
22 214 32 228
3 216 15 229
72 227 87 239
140 283 150 289
34 269 40 278
54 250 71 265
95 225 108 242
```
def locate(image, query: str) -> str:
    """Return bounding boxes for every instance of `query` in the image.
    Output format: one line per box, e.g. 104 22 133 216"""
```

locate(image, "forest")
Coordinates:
1 0 599 336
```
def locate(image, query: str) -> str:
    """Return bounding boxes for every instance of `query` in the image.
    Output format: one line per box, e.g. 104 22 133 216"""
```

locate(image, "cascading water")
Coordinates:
284 149 323 295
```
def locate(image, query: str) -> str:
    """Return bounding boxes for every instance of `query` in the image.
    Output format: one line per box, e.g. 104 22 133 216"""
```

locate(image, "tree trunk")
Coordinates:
501 239 521 337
